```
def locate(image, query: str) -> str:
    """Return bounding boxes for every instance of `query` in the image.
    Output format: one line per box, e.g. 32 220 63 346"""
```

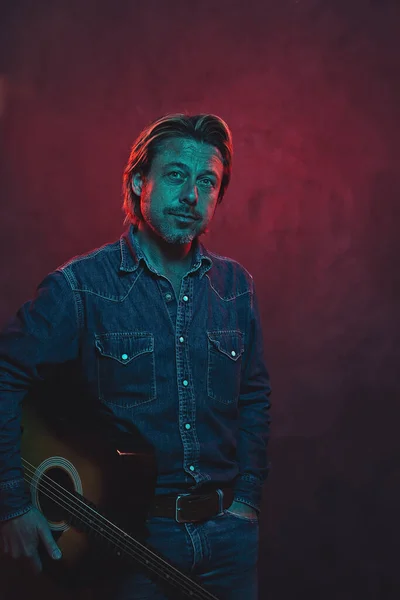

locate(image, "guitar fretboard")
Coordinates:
22 457 219 599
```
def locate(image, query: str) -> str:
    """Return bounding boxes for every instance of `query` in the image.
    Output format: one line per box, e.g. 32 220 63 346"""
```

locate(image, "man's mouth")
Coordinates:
169 212 199 221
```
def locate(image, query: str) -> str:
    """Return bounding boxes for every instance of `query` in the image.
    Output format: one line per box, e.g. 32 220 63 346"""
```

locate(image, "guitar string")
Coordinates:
22 465 217 600
22 461 218 600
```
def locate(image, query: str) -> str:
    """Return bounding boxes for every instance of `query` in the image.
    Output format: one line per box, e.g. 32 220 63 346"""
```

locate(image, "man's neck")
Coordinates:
136 225 193 275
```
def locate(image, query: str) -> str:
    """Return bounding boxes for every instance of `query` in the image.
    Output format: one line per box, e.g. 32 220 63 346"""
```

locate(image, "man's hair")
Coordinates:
122 113 233 225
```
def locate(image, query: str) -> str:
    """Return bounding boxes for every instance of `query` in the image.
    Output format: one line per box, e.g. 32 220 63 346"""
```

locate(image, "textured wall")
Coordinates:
1 0 399 598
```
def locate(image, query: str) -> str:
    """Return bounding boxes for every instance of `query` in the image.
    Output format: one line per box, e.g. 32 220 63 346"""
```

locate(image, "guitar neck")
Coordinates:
22 458 219 600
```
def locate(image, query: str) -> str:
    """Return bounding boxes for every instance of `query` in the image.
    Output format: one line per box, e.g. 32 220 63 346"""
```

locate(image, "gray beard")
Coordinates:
161 231 198 244
153 219 208 245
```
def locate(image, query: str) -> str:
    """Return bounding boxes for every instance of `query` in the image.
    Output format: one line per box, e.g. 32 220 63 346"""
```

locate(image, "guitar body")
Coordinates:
13 391 219 599
20 397 157 587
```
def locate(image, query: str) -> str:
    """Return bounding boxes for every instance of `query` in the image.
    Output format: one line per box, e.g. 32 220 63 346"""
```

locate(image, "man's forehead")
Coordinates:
153 137 223 170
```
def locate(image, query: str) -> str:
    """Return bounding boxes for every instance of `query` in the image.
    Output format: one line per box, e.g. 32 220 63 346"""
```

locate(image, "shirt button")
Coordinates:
183 295 189 302
231 350 236 357
189 465 195 472
165 293 172 301
183 380 188 387
121 353 128 360
185 423 191 430
179 337 184 343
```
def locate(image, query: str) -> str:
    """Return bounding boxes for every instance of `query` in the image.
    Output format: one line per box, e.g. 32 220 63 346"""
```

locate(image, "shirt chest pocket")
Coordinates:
94 332 156 408
207 330 244 404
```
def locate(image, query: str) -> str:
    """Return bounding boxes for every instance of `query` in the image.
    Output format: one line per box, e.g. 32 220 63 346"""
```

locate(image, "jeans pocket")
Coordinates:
207 330 244 404
95 332 156 408
224 508 259 523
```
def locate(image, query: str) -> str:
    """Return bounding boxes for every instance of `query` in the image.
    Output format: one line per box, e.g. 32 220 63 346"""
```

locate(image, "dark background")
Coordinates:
1 0 399 598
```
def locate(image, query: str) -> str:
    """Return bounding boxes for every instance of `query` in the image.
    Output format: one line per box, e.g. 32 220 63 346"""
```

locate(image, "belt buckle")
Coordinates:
175 493 190 523
216 488 224 514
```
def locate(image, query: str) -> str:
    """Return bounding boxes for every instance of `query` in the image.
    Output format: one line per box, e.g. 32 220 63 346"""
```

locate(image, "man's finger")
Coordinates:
38 522 62 560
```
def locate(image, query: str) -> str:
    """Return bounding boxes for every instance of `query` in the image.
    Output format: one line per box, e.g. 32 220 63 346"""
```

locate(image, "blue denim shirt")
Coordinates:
0 227 271 521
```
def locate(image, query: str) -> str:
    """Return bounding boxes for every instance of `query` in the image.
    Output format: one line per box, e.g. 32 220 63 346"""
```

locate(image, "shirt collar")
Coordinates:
119 225 213 277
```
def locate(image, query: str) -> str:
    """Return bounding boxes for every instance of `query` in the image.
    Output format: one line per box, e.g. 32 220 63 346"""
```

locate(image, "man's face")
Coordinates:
132 137 224 245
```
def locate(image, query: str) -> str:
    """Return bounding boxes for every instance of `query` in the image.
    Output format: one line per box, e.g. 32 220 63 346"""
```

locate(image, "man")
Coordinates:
0 113 271 599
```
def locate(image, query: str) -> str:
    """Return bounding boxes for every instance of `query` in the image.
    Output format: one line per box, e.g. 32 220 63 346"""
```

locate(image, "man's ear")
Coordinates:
131 172 144 196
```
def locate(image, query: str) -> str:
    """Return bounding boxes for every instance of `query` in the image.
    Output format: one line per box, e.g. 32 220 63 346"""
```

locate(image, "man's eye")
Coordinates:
168 171 184 180
200 178 215 187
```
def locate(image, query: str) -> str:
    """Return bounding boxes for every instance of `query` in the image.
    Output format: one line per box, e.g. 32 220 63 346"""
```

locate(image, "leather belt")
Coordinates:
149 488 234 523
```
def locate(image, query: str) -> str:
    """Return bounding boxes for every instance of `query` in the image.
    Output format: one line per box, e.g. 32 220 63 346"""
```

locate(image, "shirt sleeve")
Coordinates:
233 280 272 513
0 270 79 520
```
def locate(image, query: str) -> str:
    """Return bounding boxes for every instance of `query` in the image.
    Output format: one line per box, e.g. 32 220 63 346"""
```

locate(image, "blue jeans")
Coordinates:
97 509 259 600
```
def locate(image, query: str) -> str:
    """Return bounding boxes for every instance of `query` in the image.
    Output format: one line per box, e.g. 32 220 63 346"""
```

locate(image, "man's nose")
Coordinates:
180 181 198 205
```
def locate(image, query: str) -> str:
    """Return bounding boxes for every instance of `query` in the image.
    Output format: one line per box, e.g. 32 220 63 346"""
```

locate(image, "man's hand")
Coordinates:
228 500 258 519
0 506 62 574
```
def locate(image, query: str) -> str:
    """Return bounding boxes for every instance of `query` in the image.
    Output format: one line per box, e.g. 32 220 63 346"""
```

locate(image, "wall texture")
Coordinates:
1 0 399 598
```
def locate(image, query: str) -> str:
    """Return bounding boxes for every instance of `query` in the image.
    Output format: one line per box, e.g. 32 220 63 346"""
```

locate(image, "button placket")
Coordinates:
176 278 199 482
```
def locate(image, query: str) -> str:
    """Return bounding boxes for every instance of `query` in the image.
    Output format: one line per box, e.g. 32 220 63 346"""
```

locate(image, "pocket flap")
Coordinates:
207 330 244 361
95 332 154 364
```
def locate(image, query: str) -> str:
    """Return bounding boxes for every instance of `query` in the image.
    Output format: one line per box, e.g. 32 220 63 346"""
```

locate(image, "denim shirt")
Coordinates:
0 227 271 521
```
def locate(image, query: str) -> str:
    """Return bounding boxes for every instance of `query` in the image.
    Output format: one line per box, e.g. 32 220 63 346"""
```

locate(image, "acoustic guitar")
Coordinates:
19 399 220 599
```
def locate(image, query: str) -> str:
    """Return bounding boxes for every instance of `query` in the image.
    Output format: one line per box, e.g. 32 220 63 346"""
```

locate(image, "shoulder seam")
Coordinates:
207 250 253 277
59 242 119 270
56 268 84 330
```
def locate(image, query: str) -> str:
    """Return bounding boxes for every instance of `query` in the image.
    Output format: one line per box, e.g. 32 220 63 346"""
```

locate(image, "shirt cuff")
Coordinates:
0 478 32 522
233 473 264 513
